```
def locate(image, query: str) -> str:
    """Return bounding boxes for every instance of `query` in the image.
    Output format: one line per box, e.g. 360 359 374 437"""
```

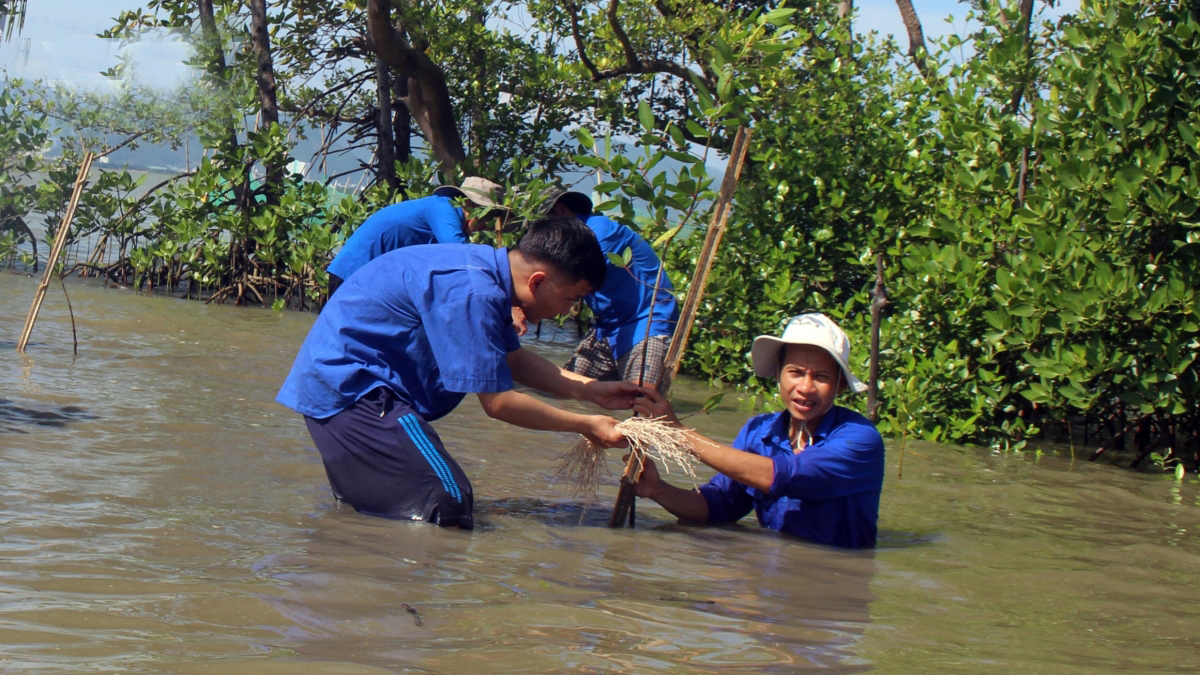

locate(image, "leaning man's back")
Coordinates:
278 242 519 422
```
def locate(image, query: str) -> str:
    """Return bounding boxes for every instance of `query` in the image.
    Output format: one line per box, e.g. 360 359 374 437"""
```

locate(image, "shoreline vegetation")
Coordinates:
3 1 1199 472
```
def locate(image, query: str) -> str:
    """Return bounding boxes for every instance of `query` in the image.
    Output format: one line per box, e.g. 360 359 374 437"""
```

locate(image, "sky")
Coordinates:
1 1 1083 92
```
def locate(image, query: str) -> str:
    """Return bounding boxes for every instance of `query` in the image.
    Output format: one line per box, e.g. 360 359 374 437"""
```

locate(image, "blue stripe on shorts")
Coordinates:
399 413 462 503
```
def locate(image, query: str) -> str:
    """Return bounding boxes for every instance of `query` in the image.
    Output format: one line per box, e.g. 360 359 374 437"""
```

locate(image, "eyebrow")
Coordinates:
785 364 836 376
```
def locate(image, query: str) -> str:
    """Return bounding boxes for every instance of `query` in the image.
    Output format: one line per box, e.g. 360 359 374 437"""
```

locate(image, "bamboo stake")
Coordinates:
660 125 752 391
607 126 752 527
17 152 94 353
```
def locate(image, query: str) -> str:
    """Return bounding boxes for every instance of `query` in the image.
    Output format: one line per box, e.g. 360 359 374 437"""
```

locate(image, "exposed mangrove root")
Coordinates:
554 416 698 504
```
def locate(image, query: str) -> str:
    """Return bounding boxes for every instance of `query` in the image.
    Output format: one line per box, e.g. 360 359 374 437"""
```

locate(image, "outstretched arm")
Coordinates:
507 347 639 410
477 390 625 448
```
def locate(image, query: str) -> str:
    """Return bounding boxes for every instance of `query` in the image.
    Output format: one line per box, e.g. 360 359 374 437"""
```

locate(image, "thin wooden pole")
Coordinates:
867 253 887 422
608 254 670 528
607 125 752 527
660 126 752 392
17 152 94 352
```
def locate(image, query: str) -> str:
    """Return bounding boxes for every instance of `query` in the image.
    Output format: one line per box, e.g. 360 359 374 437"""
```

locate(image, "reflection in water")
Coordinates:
3 273 1200 674
0 397 96 434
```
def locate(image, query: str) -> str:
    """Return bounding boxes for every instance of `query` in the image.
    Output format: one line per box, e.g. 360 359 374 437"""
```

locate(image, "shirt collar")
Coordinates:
769 405 846 451
495 246 513 307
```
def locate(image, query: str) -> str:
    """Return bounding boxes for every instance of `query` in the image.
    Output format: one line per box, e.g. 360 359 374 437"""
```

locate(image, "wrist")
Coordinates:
574 378 596 402
578 413 604 436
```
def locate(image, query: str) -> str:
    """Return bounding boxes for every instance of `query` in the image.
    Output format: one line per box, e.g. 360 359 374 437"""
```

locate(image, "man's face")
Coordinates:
778 344 842 426
522 271 592 323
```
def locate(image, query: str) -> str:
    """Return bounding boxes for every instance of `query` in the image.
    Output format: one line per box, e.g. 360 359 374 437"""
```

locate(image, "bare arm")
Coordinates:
633 455 710 523
507 348 639 410
477 390 625 447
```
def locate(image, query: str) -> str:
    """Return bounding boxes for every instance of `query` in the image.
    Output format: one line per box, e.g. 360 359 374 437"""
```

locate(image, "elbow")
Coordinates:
477 393 507 420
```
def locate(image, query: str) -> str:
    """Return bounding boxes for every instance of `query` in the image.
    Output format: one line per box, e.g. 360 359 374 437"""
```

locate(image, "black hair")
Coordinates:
517 216 607 290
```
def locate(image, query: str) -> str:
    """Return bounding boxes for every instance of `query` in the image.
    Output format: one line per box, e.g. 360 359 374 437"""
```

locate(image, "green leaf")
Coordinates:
576 127 595 150
637 100 654 133
701 392 725 412
652 224 683 248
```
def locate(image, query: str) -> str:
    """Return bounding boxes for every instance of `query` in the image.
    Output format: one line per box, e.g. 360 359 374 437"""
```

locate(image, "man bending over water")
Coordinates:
277 217 638 529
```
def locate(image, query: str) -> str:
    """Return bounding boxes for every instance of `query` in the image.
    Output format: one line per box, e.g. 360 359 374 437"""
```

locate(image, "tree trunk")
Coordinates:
894 0 929 77
393 74 412 166
375 53 399 193
468 8 487 168
366 0 466 174
249 0 283 203
1005 0 1037 114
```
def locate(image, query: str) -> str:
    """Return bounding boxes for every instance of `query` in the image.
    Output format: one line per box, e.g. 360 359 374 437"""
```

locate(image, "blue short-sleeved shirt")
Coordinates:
327 195 467 281
698 407 885 548
278 244 522 421
580 213 679 359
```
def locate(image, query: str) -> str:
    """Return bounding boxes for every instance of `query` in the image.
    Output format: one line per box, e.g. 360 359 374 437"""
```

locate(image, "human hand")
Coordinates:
582 379 640 410
624 453 662 498
583 415 628 448
511 306 528 337
632 387 681 426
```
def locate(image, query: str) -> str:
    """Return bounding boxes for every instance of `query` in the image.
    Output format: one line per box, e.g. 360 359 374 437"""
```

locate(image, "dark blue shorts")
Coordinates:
303 388 474 528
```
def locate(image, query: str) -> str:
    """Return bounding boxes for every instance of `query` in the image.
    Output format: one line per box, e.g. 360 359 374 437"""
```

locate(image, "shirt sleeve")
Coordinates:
429 199 468 244
421 280 515 393
697 420 758 524
768 415 884 501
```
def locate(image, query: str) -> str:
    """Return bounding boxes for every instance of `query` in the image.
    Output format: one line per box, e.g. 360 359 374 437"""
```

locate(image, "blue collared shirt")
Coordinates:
698 407 885 548
581 213 679 359
278 244 522 420
327 195 467 281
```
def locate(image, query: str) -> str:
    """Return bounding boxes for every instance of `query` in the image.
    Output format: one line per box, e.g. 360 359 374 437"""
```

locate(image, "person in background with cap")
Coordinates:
534 188 679 389
630 313 885 548
325 176 506 296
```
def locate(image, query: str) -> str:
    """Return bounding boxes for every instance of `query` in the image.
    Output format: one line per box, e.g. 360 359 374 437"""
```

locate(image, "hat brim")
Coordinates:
432 185 503 209
750 335 868 394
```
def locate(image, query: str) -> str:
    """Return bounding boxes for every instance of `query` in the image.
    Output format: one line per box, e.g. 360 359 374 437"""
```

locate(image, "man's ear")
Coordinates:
526 269 547 292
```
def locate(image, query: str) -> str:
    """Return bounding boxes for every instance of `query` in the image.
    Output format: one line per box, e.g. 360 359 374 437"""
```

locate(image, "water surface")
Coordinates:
2 273 1198 674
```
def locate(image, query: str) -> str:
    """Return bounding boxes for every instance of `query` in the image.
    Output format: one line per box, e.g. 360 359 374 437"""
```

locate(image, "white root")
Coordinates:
553 416 699 503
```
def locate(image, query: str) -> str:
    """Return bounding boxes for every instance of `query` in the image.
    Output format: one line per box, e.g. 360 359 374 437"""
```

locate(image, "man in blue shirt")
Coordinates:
279 217 639 529
326 176 505 295
630 313 885 548
538 189 679 389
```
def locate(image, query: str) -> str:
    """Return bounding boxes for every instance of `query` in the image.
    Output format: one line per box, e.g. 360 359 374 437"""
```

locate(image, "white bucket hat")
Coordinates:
750 313 867 394
433 176 506 209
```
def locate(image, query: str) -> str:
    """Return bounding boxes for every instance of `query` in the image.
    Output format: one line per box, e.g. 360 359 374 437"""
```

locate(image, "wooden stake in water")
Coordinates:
17 152 94 353
607 125 752 527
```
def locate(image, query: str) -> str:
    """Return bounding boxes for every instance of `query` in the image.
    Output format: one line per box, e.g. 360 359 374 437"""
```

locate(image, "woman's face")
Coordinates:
778 344 842 427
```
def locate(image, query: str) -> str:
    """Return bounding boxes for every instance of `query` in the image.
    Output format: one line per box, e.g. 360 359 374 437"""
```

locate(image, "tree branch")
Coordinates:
895 0 929 77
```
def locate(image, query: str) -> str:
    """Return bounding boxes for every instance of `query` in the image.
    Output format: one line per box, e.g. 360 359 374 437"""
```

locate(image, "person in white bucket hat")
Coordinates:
630 312 885 548
325 177 508 298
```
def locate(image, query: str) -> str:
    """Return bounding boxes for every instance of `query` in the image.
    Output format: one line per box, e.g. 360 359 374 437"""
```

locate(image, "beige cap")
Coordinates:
433 176 506 209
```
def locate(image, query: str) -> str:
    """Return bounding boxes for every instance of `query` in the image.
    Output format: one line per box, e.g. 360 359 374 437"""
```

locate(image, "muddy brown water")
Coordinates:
2 273 1199 674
